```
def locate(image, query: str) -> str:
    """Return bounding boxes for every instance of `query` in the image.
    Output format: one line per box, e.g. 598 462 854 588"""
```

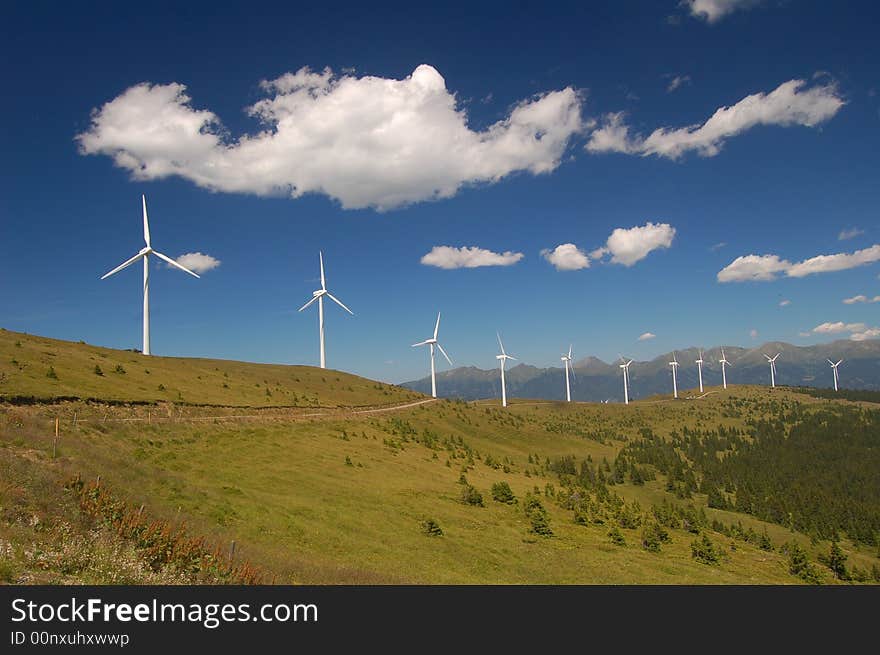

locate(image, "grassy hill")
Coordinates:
1 332 879 584
0 328 421 407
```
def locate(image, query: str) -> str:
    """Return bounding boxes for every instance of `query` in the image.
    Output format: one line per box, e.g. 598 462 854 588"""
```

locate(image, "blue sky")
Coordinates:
1 0 879 383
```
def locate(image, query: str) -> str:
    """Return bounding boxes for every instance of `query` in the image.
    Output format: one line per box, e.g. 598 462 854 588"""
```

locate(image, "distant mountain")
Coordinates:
401 339 880 402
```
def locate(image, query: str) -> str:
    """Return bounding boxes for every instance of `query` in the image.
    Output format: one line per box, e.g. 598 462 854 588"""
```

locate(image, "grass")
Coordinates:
1 331 877 584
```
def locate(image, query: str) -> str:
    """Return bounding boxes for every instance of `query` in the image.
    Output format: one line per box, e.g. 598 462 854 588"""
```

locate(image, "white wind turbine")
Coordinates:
412 312 453 398
719 348 731 390
827 358 842 392
101 195 200 356
764 352 780 387
561 345 574 402
298 251 353 369
496 333 517 407
619 355 634 405
669 351 680 399
695 349 705 393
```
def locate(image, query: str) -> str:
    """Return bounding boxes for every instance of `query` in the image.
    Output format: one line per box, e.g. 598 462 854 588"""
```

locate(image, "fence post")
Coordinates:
229 540 236 563
53 417 59 458
72 412 77 429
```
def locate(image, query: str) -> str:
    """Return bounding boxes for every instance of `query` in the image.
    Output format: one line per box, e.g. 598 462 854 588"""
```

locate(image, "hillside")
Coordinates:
0 328 421 408
1 332 878 585
403 339 880 401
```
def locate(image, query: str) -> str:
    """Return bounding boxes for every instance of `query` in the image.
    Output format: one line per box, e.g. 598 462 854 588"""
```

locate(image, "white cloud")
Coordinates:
420 246 523 269
540 243 590 271
843 294 880 304
716 254 792 282
851 328 880 341
667 75 691 93
798 331 811 338
685 0 764 23
838 227 864 240
709 241 727 251
638 332 656 341
718 244 880 282
779 299 791 306
812 322 867 334
171 252 221 273
749 329 758 339
586 79 844 159
76 65 584 211
813 321 880 342
592 222 676 267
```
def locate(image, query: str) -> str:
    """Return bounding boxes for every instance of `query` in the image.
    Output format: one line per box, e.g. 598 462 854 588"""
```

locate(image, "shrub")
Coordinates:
524 494 552 536
641 521 670 553
491 481 517 505
818 541 849 580
46 366 58 380
608 526 626 546
460 484 484 507
785 542 822 584
421 519 443 537
691 534 721 565
94 365 104 376
114 364 126 374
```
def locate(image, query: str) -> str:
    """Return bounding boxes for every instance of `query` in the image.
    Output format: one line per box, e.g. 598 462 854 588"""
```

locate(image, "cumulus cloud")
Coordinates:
812 322 867 334
420 246 523 269
171 252 221 273
779 299 791 306
638 332 656 341
666 75 691 93
838 227 864 241
591 222 676 267
586 79 844 159
813 321 880 341
685 0 764 23
843 294 880 304
718 244 880 282
541 243 590 271
76 65 584 211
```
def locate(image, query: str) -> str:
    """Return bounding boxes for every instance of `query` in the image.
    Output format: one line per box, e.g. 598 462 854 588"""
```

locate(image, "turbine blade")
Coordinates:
152 250 200 278
101 251 145 279
434 312 441 340
436 342 453 365
836 359 843 366
497 332 505 355
319 251 326 290
298 296 319 312
827 359 834 366
326 292 354 315
142 195 151 247
411 340 429 348
508 355 517 361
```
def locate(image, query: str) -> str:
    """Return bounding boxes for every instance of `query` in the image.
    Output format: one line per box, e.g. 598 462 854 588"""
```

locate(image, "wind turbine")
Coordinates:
764 353 780 387
100 195 200 356
496 333 517 407
827 358 842 392
719 349 731 390
561 345 573 402
619 355 634 405
695 349 705 394
412 312 453 398
298 251 353 369
669 351 680 399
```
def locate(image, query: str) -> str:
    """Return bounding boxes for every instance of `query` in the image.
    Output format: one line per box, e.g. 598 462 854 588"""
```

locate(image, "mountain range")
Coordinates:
401 339 880 402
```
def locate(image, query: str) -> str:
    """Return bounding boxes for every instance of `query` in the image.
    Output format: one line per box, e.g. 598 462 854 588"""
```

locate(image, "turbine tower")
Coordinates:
496 333 517 407
298 251 353 369
719 348 731 390
101 195 200 356
412 312 453 398
764 353 780 388
561 345 573 402
619 356 634 405
669 351 680 399
695 349 705 394
827 358 842 392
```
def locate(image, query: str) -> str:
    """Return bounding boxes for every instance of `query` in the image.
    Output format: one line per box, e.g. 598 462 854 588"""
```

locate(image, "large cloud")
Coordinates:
76 65 584 211
420 246 524 269
586 79 844 159
541 243 590 270
813 321 880 342
718 244 880 282
592 222 676 266
685 0 764 23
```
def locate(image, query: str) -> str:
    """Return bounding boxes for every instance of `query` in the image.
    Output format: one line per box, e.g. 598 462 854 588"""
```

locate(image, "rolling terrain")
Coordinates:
403 339 880 401
1 330 879 585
